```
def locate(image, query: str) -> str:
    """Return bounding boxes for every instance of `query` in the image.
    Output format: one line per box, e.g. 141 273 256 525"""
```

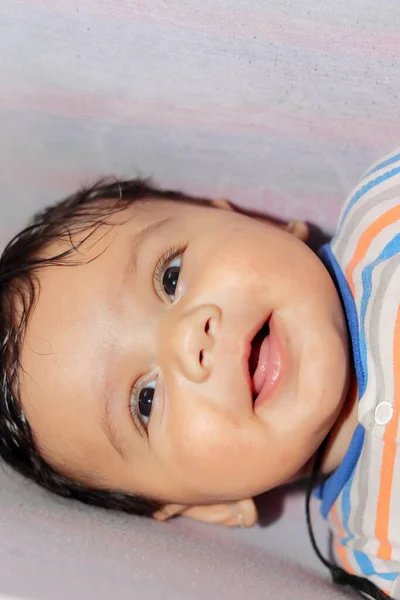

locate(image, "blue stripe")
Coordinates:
317 425 364 519
353 550 398 581
365 152 400 178
358 234 400 397
315 245 365 517
341 470 355 545
319 244 365 392
338 165 400 234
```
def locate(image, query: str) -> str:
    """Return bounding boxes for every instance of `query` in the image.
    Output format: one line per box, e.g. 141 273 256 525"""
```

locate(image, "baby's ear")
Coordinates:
153 498 257 528
211 199 309 243
285 220 309 242
211 198 235 211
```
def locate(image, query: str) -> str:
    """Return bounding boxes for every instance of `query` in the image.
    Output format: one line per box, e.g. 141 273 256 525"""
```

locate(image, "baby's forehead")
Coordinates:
19 213 141 463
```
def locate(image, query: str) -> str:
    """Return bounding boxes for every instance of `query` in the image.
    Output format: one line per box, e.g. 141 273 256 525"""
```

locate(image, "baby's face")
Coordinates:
20 200 349 507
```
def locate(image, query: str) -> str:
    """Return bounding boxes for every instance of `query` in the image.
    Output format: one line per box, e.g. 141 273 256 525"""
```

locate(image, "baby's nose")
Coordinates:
169 304 221 383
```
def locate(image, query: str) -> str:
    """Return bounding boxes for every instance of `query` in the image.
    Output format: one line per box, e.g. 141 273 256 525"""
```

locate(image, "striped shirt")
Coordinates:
317 148 400 598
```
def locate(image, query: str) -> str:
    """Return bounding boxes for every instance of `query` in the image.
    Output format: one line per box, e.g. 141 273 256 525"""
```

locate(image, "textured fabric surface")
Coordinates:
0 1 399 598
0 467 345 600
1 0 400 243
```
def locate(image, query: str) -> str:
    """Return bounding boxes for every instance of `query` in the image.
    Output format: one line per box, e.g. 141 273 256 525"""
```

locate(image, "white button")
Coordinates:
374 402 393 426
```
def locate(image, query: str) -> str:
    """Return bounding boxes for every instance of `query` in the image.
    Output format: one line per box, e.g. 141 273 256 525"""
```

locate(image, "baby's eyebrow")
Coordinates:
122 217 172 285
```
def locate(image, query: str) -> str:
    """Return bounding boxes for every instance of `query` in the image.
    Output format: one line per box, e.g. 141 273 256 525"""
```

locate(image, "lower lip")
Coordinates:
253 317 283 409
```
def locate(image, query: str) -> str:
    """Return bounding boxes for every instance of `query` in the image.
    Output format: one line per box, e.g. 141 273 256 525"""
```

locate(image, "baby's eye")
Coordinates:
162 255 182 300
136 380 156 427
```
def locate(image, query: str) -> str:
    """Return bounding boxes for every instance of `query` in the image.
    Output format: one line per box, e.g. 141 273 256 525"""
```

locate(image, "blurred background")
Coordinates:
1 0 399 247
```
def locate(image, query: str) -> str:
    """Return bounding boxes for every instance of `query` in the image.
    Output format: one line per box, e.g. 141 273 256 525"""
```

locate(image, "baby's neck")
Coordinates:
287 371 358 485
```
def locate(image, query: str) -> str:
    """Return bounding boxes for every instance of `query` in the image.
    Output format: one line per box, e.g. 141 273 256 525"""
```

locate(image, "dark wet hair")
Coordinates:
0 178 211 516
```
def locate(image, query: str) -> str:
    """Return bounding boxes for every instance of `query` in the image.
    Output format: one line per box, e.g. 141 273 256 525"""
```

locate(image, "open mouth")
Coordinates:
248 319 271 400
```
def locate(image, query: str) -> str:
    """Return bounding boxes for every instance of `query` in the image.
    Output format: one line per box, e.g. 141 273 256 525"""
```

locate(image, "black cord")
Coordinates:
305 436 394 600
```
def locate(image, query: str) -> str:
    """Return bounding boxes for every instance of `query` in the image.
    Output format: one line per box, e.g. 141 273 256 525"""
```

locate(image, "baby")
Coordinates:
0 149 399 599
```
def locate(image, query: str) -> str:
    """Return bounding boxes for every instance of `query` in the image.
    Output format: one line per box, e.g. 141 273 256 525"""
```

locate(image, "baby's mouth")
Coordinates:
249 319 271 401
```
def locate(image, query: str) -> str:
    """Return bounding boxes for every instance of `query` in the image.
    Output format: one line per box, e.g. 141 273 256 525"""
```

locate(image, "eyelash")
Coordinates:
153 244 187 300
130 376 156 438
130 244 187 435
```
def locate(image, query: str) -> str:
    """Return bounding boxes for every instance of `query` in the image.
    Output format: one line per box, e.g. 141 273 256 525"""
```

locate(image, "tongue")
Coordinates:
252 334 271 395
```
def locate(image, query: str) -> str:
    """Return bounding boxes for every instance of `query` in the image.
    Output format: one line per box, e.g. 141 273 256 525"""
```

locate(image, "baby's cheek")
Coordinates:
165 406 250 496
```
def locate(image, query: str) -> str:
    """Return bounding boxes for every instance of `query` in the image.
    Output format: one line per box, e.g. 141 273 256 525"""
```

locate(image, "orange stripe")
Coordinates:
331 502 355 575
375 309 400 560
346 205 400 296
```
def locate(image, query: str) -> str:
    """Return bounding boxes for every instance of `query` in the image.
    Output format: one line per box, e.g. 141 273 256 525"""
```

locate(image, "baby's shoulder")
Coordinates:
327 148 400 310
331 147 400 256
